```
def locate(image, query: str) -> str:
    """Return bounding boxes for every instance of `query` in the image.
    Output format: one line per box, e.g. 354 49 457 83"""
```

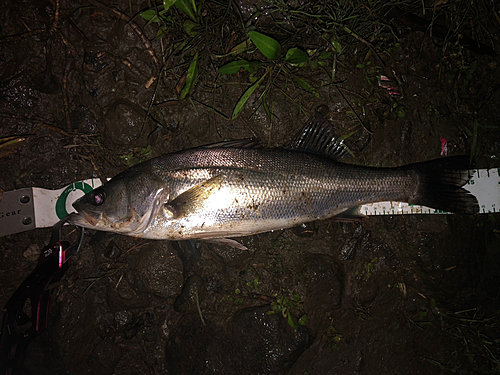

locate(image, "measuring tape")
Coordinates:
1 169 499 237
362 168 499 216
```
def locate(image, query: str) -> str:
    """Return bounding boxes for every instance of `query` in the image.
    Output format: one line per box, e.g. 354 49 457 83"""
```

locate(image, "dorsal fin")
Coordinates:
286 112 348 160
203 139 263 149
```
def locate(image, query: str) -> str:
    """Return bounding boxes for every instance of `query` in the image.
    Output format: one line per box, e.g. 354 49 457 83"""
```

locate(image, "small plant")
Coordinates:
140 0 201 100
120 145 153 167
354 257 379 279
446 60 478 98
246 276 260 289
268 291 307 329
383 102 406 120
364 257 379 278
355 51 382 87
140 0 199 32
326 324 343 350
219 30 330 120
225 288 244 307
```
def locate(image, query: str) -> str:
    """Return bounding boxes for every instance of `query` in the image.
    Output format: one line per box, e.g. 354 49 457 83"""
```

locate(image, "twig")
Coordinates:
335 85 373 135
37 123 70 136
50 0 60 35
192 99 230 120
0 137 27 150
343 26 385 66
115 272 125 289
89 0 159 65
337 86 367 100
63 60 72 131
48 0 88 40
0 29 45 42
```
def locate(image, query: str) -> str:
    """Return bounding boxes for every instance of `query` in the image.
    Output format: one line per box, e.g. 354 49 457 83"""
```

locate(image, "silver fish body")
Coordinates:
69 146 478 241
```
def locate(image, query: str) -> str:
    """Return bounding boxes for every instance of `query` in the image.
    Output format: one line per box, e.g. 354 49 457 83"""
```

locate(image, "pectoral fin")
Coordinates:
166 175 224 219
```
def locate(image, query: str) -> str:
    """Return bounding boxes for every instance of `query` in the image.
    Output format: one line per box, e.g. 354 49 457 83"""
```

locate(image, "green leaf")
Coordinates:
180 53 199 100
218 60 262 75
174 39 188 51
163 0 176 11
229 40 250 55
429 298 436 310
293 76 319 98
157 27 168 39
175 0 197 22
298 314 308 326
262 96 271 121
287 313 297 329
232 71 268 119
140 145 153 157
183 20 200 36
120 146 153 167
284 48 309 64
218 60 251 74
140 9 158 21
318 51 332 60
322 34 342 53
248 31 281 60
248 61 262 73
331 39 342 53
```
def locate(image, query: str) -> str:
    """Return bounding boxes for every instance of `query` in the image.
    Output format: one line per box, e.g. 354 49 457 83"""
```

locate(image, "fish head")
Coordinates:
69 176 167 235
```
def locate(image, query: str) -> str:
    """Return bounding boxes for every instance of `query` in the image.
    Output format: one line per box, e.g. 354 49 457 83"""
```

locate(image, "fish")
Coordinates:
69 113 479 248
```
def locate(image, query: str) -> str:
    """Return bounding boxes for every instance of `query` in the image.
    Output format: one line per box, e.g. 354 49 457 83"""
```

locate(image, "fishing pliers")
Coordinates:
0 215 83 375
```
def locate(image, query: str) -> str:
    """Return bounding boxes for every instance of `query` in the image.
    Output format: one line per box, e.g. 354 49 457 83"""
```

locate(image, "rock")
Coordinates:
100 99 149 146
166 305 310 374
129 242 183 300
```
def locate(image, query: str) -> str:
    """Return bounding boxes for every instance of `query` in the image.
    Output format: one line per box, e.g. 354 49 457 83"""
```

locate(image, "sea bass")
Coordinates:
69 115 478 245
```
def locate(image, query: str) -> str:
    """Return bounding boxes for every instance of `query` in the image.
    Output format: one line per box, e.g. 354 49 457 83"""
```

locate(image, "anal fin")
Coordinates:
332 206 367 222
202 238 249 250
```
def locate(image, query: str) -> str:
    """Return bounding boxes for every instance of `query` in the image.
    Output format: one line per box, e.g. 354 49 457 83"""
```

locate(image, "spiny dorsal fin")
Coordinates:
203 139 262 149
286 112 348 161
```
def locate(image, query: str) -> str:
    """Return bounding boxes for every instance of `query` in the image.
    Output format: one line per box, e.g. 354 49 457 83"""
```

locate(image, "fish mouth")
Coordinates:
68 209 100 228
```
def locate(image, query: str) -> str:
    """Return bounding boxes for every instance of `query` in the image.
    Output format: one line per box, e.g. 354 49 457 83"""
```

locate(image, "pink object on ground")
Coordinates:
440 137 448 156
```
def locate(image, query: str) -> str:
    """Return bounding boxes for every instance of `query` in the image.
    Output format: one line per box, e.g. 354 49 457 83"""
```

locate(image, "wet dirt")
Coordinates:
1 0 500 374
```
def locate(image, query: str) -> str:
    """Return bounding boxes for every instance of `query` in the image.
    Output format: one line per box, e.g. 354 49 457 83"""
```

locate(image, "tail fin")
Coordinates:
409 156 479 214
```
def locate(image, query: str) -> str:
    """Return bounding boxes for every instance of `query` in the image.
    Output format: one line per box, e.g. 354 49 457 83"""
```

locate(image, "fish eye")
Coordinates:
91 190 106 206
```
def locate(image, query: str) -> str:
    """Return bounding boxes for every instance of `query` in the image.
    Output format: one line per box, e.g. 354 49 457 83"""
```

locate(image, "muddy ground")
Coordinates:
1 0 500 374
